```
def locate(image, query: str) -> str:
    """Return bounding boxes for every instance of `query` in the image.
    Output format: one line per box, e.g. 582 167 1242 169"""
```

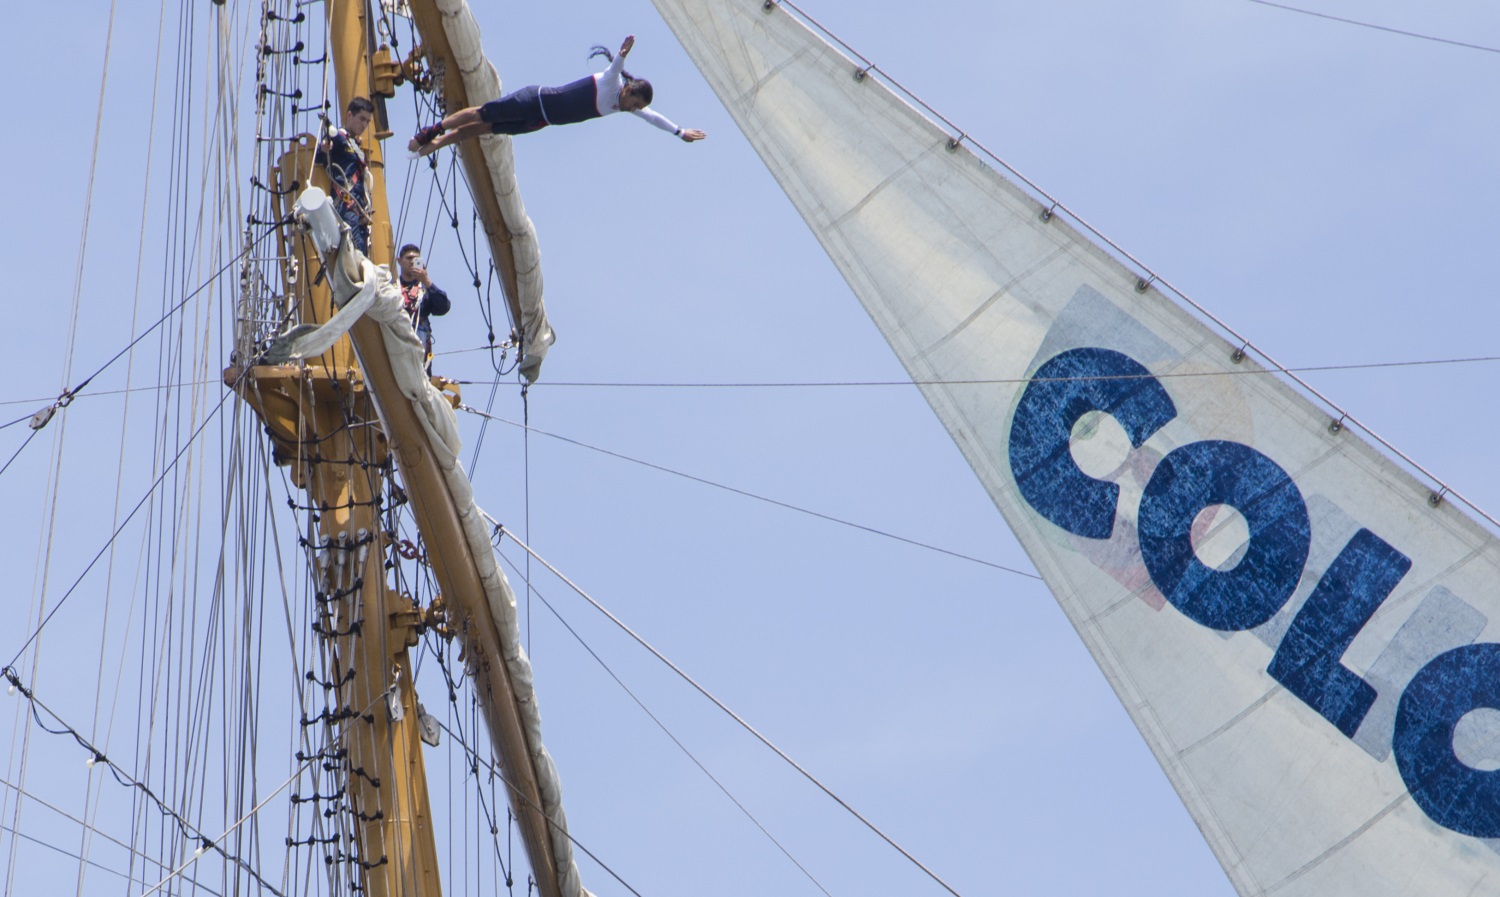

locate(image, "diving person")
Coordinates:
409 36 706 154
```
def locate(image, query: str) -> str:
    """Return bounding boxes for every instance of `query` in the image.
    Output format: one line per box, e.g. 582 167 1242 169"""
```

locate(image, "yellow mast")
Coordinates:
228 3 575 897
327 0 396 265
227 2 443 895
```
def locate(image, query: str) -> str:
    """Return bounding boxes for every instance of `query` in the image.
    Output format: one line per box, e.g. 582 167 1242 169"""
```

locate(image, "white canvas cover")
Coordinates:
290 187 589 897
649 1 1500 894
433 0 555 380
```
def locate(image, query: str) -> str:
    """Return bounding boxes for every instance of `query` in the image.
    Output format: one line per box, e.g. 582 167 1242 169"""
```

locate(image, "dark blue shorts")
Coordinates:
479 86 548 135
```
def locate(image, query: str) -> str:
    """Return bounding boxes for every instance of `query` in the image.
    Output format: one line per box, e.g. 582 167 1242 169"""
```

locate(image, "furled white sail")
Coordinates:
432 0 555 380
650 1 1500 894
293 188 589 897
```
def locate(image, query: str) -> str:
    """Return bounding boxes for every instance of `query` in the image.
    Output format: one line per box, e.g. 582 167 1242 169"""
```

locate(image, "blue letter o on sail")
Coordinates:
1139 440 1310 631
1393 643 1500 838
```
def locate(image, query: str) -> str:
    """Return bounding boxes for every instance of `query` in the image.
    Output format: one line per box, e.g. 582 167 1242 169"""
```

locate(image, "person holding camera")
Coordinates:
397 244 452 373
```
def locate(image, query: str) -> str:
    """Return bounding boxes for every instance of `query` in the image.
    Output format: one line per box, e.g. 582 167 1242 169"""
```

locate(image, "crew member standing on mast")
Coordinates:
317 96 376 254
396 243 451 374
409 35 707 154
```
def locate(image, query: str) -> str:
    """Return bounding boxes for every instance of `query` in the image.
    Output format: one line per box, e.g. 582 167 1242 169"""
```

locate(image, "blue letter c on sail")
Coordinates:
1009 348 1177 539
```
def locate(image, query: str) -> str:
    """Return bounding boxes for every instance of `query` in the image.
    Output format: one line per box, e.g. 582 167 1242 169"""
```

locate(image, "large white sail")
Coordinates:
649 1 1500 894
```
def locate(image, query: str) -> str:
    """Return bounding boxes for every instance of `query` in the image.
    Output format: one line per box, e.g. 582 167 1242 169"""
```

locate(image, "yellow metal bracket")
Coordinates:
371 45 405 98
432 376 462 409
388 592 452 648
388 592 425 650
402 45 434 93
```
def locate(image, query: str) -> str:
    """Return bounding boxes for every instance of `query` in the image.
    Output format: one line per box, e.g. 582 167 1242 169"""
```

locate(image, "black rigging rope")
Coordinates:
4 387 236 670
1 669 289 896
439 352 1500 388
0 430 41 480
0 775 214 892
522 386 532 650
1243 0 1500 55
427 643 646 897
490 546 836 896
458 404 1036 578
426 639 513 888
0 227 278 485
0 823 226 896
496 526 966 897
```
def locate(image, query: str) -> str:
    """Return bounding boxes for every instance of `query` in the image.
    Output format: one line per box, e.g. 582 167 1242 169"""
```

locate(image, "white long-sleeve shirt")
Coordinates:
592 52 681 134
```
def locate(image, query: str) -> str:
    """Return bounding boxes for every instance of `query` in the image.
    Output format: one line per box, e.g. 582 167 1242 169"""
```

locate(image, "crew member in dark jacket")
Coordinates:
316 97 376 253
397 243 451 373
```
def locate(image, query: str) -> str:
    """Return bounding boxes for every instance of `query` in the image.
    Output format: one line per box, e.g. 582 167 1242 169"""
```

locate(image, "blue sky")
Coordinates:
1 1 1496 895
